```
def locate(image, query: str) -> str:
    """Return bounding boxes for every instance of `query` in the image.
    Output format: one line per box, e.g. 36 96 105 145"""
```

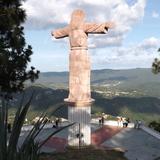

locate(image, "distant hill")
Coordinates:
9 68 160 123
10 86 160 124
33 68 160 97
37 68 160 85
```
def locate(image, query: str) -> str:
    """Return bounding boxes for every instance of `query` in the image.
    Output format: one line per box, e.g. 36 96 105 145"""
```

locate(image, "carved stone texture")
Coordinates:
67 49 91 103
52 9 114 107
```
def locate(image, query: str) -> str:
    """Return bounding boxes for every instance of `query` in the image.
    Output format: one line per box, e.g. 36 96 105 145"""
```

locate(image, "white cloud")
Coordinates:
152 11 159 18
138 37 160 49
22 0 146 48
91 37 160 69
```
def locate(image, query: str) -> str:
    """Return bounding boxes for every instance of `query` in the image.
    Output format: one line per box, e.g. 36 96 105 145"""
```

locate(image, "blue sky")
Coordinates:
23 0 160 72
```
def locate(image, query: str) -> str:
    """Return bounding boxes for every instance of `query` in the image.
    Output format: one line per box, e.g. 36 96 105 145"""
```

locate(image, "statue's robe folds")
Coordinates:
53 23 108 106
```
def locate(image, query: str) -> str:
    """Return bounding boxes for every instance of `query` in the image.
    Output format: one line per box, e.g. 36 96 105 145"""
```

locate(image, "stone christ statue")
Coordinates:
52 9 114 106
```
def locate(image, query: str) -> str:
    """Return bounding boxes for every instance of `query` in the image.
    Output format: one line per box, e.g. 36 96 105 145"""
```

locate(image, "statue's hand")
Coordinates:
105 22 115 29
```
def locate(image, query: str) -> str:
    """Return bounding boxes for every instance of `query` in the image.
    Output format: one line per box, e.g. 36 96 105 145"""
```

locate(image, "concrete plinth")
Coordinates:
68 106 91 146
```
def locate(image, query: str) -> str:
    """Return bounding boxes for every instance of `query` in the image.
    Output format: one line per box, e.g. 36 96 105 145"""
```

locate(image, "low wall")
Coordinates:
141 125 160 140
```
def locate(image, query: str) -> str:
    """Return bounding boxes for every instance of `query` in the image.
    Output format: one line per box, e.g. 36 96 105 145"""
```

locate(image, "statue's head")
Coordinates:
70 9 85 30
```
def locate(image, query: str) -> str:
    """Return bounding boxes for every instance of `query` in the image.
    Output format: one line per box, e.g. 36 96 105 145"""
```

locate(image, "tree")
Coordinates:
0 0 39 96
0 2 75 160
0 1 39 159
152 48 160 74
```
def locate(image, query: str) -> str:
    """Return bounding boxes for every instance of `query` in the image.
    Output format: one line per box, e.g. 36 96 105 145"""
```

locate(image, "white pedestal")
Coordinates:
68 106 91 146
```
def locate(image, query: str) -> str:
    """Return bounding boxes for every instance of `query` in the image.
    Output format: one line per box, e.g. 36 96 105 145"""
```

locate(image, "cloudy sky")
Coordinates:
23 0 160 72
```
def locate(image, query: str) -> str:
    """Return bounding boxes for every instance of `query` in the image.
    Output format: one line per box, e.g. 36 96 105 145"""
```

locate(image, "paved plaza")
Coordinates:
102 128 160 160
19 122 160 160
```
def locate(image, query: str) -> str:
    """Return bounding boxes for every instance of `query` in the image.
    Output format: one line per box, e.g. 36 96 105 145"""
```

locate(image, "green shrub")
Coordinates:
149 121 160 132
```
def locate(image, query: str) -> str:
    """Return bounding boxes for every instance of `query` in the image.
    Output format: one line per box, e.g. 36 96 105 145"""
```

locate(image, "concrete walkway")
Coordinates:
102 128 160 160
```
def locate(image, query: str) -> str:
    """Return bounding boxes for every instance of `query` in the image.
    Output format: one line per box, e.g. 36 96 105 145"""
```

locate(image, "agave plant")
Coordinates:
0 92 74 160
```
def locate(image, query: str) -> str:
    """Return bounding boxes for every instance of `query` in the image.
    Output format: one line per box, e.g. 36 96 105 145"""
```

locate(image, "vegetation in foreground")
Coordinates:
149 120 160 132
40 147 127 160
0 0 40 159
152 48 160 74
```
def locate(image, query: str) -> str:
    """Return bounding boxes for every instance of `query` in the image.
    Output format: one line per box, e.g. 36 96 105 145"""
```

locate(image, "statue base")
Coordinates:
67 105 91 146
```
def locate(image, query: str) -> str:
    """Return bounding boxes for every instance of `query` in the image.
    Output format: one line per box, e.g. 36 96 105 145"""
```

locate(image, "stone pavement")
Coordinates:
41 137 67 152
19 122 160 160
40 124 122 152
102 128 160 160
91 125 122 146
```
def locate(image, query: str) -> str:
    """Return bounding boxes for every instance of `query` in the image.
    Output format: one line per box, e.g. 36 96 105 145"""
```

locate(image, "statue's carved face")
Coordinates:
70 9 85 30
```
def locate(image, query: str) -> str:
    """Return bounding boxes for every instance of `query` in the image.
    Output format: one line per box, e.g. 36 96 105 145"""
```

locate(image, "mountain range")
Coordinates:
10 68 160 123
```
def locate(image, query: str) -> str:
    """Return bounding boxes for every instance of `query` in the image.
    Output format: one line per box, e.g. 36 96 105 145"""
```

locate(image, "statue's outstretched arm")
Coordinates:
105 22 115 29
51 26 69 39
85 22 115 34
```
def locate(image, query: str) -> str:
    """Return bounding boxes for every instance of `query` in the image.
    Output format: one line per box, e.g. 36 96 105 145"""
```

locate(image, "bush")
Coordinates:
149 121 160 132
